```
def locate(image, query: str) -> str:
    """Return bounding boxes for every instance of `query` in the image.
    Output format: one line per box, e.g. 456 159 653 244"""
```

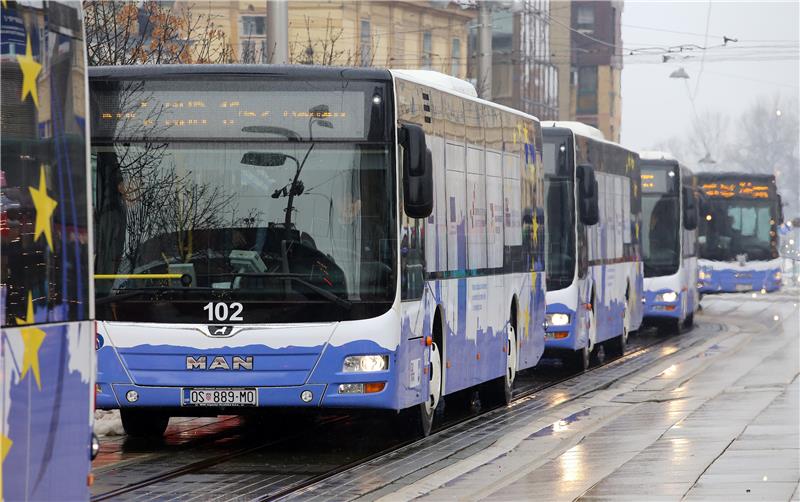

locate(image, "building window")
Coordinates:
360 19 371 66
451 38 461 77
576 5 595 31
242 16 266 36
577 66 597 114
422 30 432 70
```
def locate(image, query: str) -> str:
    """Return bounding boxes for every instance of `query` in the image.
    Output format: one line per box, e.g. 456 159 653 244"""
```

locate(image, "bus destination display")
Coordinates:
700 181 770 199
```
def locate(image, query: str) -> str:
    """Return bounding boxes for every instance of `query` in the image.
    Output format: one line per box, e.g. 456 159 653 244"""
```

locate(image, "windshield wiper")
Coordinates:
230 272 352 310
96 286 215 306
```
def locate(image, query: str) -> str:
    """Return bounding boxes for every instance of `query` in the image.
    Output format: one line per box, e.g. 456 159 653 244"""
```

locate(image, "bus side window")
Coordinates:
401 215 425 300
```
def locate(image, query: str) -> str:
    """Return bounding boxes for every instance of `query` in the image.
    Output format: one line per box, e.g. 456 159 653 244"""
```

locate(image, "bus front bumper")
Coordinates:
97 379 398 410
698 269 781 293
642 290 682 320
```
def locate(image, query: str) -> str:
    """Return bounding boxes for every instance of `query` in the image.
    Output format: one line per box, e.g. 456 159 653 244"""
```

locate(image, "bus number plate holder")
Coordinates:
182 388 258 406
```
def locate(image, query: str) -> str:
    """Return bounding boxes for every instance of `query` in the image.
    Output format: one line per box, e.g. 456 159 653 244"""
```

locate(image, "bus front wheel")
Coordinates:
570 344 591 372
400 341 442 438
480 324 517 407
120 408 169 438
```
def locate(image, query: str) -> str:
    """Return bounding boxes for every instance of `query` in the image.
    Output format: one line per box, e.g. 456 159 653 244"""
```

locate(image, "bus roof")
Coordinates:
88 64 393 82
639 150 677 161
390 70 477 98
389 70 541 124
541 121 605 141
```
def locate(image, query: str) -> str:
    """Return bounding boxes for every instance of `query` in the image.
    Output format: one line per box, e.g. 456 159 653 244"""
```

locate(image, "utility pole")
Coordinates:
477 1 492 100
266 0 289 64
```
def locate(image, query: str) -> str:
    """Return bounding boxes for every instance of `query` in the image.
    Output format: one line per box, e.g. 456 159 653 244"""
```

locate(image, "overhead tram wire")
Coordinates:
693 0 713 100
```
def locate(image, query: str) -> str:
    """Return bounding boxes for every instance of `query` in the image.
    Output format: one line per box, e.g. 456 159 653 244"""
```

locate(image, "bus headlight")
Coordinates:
698 270 710 280
656 291 678 303
343 355 388 372
546 313 571 327
774 271 782 280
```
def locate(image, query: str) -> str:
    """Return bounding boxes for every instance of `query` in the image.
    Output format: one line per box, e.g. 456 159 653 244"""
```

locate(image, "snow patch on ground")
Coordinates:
94 409 125 436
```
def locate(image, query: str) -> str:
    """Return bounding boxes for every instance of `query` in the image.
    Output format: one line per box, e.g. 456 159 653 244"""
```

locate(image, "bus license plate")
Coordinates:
182 388 257 406
735 284 751 292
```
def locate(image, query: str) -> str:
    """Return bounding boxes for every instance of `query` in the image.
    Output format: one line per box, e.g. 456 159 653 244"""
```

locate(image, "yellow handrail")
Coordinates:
94 274 183 280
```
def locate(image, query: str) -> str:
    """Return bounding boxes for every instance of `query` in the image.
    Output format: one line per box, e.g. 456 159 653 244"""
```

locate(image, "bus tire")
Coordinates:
607 300 630 358
480 323 517 407
120 409 169 438
605 332 627 358
569 344 590 372
400 340 442 438
683 313 694 329
659 318 682 335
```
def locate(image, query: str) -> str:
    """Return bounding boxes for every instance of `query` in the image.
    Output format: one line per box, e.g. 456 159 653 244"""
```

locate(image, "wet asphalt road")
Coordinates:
90 309 729 501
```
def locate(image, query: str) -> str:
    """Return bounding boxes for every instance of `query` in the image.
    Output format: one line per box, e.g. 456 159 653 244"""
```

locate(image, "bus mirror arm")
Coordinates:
400 124 434 219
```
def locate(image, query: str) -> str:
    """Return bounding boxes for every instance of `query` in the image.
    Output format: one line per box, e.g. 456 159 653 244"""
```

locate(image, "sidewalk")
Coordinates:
389 293 800 501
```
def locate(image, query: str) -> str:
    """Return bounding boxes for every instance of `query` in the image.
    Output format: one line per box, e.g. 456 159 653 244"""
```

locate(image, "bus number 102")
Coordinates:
203 302 244 322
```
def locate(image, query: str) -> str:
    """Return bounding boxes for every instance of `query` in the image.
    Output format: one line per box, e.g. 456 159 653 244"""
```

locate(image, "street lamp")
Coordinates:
698 152 716 165
669 67 690 79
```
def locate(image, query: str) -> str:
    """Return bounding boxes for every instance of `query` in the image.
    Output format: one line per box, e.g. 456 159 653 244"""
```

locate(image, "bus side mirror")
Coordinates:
577 164 599 226
777 194 784 224
683 187 698 230
399 124 433 219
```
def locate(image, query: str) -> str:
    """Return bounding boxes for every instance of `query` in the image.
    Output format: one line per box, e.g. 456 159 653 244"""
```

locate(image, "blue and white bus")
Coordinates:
89 66 546 437
696 172 783 293
542 122 643 370
1 1 95 499
639 152 699 333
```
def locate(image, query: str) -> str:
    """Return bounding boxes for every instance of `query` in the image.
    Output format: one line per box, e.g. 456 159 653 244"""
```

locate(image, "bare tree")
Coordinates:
83 1 236 66
163 177 237 262
653 110 730 167
651 93 799 217
289 15 378 67
726 94 800 216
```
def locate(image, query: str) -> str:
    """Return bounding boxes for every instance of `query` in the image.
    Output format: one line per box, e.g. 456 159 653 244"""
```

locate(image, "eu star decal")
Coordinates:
0 433 11 500
15 292 47 390
29 166 58 251
16 34 42 108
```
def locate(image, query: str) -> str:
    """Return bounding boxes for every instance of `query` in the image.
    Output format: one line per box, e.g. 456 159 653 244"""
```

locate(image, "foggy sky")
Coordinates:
620 1 799 152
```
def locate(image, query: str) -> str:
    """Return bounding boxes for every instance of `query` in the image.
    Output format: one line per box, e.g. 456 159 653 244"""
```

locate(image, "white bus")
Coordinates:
542 122 644 370
639 151 699 333
90 66 546 437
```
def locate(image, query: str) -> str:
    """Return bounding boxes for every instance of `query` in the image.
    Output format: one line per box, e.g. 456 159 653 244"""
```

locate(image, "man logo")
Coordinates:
207 325 234 337
186 356 254 370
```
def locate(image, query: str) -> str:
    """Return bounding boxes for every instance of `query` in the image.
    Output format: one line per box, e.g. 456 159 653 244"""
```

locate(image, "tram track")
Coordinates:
91 323 717 501
262 323 718 501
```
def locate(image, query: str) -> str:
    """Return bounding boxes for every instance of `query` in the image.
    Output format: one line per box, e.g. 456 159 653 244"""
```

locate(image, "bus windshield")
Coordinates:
543 136 575 290
699 198 775 262
91 77 396 322
641 165 679 277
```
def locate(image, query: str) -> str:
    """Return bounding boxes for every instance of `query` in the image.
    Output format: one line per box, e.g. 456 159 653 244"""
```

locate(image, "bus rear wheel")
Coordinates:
120 409 169 438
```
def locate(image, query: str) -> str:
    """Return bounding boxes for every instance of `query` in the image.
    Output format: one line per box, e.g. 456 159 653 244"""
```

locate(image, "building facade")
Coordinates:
175 1 475 79
467 1 559 120
570 0 623 142
548 1 572 122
